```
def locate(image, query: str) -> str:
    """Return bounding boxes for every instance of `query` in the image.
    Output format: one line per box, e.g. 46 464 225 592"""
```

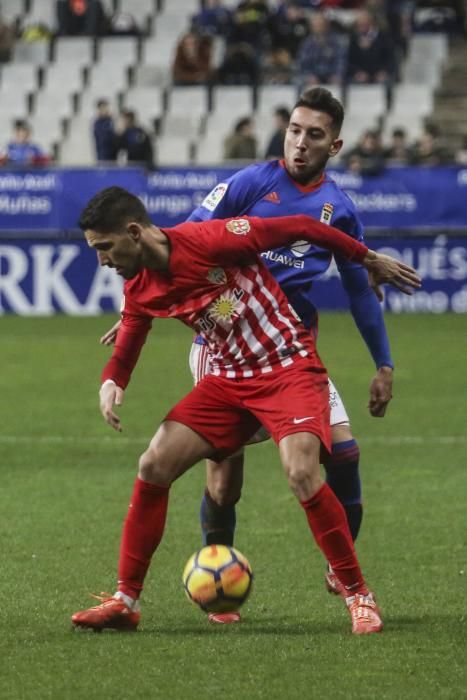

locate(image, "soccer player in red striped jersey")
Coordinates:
71 186 420 634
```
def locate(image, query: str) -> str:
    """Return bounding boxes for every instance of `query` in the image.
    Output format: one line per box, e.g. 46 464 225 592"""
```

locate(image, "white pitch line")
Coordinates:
0 435 465 446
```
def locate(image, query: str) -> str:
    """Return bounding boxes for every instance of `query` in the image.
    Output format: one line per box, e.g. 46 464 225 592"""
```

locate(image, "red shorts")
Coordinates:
165 357 331 455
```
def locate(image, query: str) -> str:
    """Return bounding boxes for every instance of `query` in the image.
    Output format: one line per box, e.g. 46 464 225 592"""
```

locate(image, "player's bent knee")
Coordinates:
138 447 172 486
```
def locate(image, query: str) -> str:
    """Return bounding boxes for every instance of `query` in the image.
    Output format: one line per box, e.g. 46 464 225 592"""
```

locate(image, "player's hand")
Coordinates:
363 250 421 295
368 366 393 417
99 379 124 431
368 271 384 302
100 319 122 346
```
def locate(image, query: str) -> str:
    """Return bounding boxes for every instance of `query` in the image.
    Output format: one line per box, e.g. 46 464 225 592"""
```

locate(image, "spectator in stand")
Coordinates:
223 116 257 160
116 110 154 170
0 11 14 63
410 123 453 166
296 12 347 90
262 2 309 84
411 0 465 35
172 31 214 86
383 127 411 165
56 0 107 36
191 0 232 37
346 9 395 84
367 0 412 57
229 0 273 48
264 106 290 159
0 120 50 167
343 129 385 175
92 99 117 163
218 0 272 85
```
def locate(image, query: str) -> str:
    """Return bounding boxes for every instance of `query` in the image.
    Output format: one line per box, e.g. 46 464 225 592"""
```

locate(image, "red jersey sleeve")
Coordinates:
196 214 368 266
101 311 152 389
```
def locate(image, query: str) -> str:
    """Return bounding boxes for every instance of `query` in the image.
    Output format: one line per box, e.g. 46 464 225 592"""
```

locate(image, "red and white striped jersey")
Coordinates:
103 214 368 385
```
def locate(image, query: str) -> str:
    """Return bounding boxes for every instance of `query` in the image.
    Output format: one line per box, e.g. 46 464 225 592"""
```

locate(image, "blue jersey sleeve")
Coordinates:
187 164 265 222
335 202 393 369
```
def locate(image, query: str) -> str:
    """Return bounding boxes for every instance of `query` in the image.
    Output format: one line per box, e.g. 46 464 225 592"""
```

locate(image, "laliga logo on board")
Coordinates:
226 219 250 235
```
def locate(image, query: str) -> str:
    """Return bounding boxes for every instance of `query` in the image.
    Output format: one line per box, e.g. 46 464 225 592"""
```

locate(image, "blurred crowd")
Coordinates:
1 0 467 169
217 112 457 168
173 0 466 88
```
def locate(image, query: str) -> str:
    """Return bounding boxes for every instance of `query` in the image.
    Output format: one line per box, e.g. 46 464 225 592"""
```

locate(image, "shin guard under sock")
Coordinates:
323 439 363 542
301 483 367 595
118 477 169 599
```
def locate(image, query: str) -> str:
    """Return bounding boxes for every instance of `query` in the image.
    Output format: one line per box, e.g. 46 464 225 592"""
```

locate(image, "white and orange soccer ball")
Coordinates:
182 545 253 614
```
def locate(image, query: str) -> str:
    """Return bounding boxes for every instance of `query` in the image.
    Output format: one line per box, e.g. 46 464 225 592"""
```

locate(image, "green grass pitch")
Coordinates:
0 313 465 699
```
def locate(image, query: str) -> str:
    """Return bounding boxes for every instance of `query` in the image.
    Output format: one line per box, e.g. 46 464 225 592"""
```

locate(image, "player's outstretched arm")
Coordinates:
99 379 124 432
220 216 421 292
362 250 421 294
100 319 122 346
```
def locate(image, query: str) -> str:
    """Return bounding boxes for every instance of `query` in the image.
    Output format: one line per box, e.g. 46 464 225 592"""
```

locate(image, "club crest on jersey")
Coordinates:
226 218 250 235
207 267 227 285
320 202 334 225
202 183 228 211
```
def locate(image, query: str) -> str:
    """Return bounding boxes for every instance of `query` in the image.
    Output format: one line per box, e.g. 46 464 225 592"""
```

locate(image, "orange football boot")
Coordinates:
72 593 140 632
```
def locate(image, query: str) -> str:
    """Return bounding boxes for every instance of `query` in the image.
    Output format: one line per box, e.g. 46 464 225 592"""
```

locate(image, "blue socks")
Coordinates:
323 439 363 542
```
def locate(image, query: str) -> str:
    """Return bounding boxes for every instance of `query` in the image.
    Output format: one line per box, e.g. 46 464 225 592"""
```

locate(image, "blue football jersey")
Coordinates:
189 160 363 329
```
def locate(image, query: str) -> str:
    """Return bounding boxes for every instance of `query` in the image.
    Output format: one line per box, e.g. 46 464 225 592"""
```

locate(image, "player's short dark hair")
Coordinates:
78 186 152 233
275 106 291 123
293 87 344 135
14 118 29 131
234 117 252 133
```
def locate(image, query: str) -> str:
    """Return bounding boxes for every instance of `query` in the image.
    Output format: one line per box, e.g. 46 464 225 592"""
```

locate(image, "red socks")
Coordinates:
117 478 169 599
301 483 367 595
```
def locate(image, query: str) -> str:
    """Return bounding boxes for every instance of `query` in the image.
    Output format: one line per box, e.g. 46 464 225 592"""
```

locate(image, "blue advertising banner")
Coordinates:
1 236 466 315
0 166 467 232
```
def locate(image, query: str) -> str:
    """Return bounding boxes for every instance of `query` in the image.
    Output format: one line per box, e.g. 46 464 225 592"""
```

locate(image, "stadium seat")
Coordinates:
59 116 95 165
195 135 225 165
167 85 209 116
23 0 57 32
408 33 449 65
163 0 199 14
390 84 434 118
98 37 139 68
156 135 193 166
345 84 387 120
12 41 50 65
256 85 298 113
160 114 204 141
0 64 40 94
29 113 65 152
133 64 170 88
54 37 94 67
43 63 85 96
253 111 277 156
142 37 177 72
211 86 255 115
1 0 27 24
86 63 131 99
122 86 165 121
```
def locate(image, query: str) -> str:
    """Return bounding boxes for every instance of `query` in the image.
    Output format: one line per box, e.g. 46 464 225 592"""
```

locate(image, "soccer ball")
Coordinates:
182 545 253 613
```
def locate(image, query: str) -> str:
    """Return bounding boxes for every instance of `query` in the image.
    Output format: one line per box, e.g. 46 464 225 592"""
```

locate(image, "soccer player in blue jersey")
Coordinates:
187 86 395 621
101 88 397 623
